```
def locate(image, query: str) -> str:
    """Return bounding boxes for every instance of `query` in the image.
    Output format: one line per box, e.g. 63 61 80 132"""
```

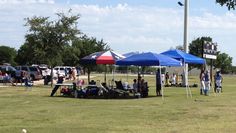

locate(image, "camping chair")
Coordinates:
114 81 130 97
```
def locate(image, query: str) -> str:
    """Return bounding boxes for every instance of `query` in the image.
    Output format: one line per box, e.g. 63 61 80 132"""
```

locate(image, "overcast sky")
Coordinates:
1 0 236 65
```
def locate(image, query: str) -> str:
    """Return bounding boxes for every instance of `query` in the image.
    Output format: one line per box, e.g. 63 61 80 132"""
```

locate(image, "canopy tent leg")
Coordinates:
126 67 129 82
111 65 116 88
104 65 107 83
183 62 192 98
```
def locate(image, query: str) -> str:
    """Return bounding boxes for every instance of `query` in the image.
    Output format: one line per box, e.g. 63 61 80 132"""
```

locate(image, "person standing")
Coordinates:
156 69 162 96
165 71 170 87
199 69 205 95
72 67 77 81
50 74 64 96
171 73 176 86
214 70 223 93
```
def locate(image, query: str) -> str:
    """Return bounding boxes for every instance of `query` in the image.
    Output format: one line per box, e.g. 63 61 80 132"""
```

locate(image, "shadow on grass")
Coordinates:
45 94 166 100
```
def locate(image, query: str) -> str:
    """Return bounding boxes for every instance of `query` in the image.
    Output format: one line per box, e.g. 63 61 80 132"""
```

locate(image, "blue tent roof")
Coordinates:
116 52 182 66
161 49 205 64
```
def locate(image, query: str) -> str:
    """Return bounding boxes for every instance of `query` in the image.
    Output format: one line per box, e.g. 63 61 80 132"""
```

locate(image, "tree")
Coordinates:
22 10 80 67
189 37 212 58
72 35 110 81
216 0 236 10
19 10 80 86
0 45 17 65
189 37 233 73
188 37 211 70
214 52 232 73
61 45 80 66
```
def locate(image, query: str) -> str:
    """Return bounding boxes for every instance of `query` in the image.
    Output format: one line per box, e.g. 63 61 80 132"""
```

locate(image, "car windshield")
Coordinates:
40 68 47 70
29 67 38 71
1 66 16 71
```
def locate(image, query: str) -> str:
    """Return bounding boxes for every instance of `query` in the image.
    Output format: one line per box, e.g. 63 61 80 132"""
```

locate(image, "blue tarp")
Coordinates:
161 49 205 64
116 52 182 66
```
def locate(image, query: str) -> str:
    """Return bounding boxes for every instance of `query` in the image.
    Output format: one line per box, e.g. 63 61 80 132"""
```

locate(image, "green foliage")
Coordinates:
62 45 80 66
214 52 232 73
18 10 80 66
189 37 212 58
0 45 17 65
216 0 236 10
188 37 212 70
230 66 236 74
73 35 110 60
73 35 110 69
189 36 233 74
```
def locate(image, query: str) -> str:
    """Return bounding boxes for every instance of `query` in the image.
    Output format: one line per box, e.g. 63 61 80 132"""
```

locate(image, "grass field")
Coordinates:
0 74 236 133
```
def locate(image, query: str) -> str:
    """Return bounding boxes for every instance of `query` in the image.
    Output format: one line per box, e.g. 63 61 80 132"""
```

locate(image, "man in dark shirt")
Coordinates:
156 69 162 96
50 75 64 96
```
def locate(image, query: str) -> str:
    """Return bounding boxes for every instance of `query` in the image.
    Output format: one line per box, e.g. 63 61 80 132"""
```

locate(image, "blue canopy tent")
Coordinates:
160 49 205 64
117 52 182 66
161 49 206 98
116 52 182 99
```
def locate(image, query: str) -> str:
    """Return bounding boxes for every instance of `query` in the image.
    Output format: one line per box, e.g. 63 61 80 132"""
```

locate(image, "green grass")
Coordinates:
0 74 236 133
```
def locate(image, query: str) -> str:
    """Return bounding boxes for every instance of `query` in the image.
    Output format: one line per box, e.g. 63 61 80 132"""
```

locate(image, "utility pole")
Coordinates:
183 0 189 86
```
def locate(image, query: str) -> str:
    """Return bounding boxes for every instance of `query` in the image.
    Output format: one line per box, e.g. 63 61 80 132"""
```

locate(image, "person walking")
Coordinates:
50 74 64 96
199 69 205 95
156 69 162 96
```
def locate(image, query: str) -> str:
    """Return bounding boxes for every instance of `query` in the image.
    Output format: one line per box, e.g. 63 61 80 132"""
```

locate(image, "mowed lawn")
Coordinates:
0 74 236 133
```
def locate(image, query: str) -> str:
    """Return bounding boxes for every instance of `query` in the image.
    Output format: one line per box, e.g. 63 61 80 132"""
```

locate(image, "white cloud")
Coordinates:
0 0 55 4
0 2 236 64
191 12 236 29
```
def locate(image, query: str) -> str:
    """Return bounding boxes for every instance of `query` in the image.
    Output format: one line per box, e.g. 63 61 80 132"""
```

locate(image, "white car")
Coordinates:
53 66 72 78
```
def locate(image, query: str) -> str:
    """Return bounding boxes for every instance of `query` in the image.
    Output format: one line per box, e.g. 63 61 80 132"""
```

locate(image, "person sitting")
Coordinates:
76 79 85 89
140 79 149 98
89 80 96 85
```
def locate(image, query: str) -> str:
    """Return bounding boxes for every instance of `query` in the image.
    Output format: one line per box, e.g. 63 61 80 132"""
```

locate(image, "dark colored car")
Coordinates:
0 65 17 77
15 66 43 80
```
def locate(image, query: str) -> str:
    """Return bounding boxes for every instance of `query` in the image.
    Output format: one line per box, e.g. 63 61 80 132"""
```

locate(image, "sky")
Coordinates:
1 0 236 65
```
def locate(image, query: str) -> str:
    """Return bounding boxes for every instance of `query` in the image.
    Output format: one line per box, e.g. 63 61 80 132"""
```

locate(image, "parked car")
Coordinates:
53 66 72 78
15 66 43 80
32 64 49 79
0 65 17 77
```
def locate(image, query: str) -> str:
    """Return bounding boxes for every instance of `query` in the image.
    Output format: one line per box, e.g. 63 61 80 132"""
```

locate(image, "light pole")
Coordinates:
183 0 189 87
178 0 189 86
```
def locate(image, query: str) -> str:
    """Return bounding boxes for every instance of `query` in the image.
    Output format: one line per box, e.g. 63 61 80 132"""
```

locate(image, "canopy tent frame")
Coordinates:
161 49 206 98
116 52 182 100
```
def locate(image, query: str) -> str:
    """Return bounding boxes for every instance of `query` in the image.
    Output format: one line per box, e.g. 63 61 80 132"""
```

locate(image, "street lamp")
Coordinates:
178 0 189 86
